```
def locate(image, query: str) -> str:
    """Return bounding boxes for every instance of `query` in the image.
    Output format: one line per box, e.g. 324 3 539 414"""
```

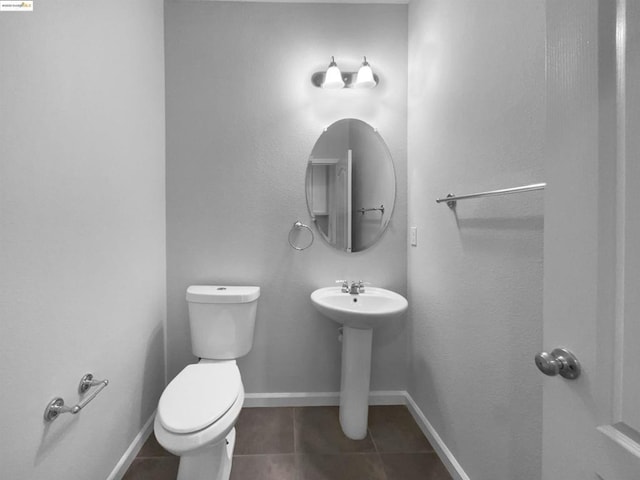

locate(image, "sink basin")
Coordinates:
311 286 408 329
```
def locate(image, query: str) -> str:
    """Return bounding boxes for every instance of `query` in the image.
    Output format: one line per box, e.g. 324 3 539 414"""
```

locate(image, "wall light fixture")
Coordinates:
311 56 379 89
322 56 345 89
355 57 376 88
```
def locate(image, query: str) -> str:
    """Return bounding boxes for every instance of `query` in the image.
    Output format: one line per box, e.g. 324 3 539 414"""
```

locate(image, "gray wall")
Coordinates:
0 1 166 479
407 1 544 479
165 2 408 393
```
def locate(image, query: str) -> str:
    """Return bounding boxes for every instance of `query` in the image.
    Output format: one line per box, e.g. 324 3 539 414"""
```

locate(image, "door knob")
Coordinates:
534 348 581 379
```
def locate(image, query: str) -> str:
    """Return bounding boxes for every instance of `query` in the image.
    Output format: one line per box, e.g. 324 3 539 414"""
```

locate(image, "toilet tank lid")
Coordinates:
186 285 260 304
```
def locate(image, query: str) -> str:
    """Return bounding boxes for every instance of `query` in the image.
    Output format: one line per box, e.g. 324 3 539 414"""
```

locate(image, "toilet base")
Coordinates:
177 427 236 480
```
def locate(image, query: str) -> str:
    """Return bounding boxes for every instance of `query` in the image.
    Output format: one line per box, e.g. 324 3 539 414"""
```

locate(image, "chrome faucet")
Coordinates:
337 280 366 294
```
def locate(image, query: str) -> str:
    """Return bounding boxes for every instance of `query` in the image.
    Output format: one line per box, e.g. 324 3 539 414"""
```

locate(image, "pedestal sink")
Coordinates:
310 286 408 439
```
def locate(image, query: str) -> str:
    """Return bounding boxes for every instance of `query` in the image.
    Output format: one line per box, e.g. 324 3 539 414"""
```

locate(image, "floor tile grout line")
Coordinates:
294 411 314 480
377 450 390 480
294 452 386 457
292 406 298 455
135 455 176 459
368 426 380 453
231 451 441 458
376 447 437 454
233 453 297 458
369 407 389 480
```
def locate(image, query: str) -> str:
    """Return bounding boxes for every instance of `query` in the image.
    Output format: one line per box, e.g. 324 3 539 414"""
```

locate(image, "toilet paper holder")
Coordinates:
44 373 109 422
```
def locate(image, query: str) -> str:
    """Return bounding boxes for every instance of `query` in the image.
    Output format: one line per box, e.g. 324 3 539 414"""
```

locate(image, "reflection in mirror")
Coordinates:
305 119 396 253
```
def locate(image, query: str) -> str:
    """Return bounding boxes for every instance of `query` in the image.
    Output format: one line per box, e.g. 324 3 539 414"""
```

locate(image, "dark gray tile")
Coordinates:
122 457 179 480
229 454 296 480
380 452 452 480
235 407 294 455
297 453 387 480
368 405 433 453
137 432 175 458
294 406 376 454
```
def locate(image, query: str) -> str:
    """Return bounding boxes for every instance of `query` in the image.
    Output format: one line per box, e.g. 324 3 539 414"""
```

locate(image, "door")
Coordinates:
543 0 640 478
346 149 353 253
330 149 352 252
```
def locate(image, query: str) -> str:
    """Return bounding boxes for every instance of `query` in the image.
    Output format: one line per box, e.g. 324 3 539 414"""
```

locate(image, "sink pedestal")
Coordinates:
339 326 373 440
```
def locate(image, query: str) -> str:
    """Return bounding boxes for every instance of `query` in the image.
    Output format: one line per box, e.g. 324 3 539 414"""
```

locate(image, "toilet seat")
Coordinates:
157 362 242 434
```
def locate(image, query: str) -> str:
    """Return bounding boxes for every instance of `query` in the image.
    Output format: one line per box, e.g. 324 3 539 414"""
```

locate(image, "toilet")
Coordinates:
154 285 260 480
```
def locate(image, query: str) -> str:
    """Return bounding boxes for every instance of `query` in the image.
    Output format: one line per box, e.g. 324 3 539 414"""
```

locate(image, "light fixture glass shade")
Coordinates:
355 57 376 89
322 57 345 89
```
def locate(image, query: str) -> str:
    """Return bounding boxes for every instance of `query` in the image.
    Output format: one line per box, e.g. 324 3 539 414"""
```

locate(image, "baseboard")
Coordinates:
243 390 470 480
106 410 156 480
244 391 339 407
243 390 407 407
403 394 471 480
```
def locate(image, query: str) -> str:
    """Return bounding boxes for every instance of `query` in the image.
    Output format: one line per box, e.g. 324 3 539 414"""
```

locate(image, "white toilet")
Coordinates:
154 285 260 480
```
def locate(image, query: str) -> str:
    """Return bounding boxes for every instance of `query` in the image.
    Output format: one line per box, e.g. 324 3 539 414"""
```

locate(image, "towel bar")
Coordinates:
44 373 109 422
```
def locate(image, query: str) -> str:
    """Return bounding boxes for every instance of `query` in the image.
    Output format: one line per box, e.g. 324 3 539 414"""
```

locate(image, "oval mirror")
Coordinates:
305 119 396 253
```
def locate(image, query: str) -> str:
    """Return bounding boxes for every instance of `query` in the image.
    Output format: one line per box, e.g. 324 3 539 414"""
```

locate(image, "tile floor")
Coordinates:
123 405 452 480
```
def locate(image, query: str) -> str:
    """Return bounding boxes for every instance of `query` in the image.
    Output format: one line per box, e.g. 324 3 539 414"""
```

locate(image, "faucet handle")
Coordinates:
356 280 371 293
336 280 349 292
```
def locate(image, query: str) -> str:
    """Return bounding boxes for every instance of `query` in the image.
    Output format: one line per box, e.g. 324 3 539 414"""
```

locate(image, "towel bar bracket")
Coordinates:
443 194 456 209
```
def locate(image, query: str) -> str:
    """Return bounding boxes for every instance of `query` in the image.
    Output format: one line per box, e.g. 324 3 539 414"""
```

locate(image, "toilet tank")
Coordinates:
186 285 260 359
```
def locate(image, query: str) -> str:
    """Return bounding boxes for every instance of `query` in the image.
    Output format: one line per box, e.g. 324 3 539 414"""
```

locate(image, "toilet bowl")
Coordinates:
154 285 260 480
154 360 244 480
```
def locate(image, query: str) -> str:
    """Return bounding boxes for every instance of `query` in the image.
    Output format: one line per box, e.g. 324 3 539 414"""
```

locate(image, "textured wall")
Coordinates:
165 2 408 393
407 1 544 479
0 2 166 478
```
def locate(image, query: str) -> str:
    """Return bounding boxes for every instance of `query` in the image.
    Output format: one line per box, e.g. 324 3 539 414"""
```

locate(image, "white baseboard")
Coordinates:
243 390 470 480
106 410 156 480
244 391 340 407
243 390 408 407
403 394 471 480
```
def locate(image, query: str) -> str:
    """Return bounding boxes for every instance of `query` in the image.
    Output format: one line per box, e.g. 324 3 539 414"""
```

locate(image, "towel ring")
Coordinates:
288 221 314 251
